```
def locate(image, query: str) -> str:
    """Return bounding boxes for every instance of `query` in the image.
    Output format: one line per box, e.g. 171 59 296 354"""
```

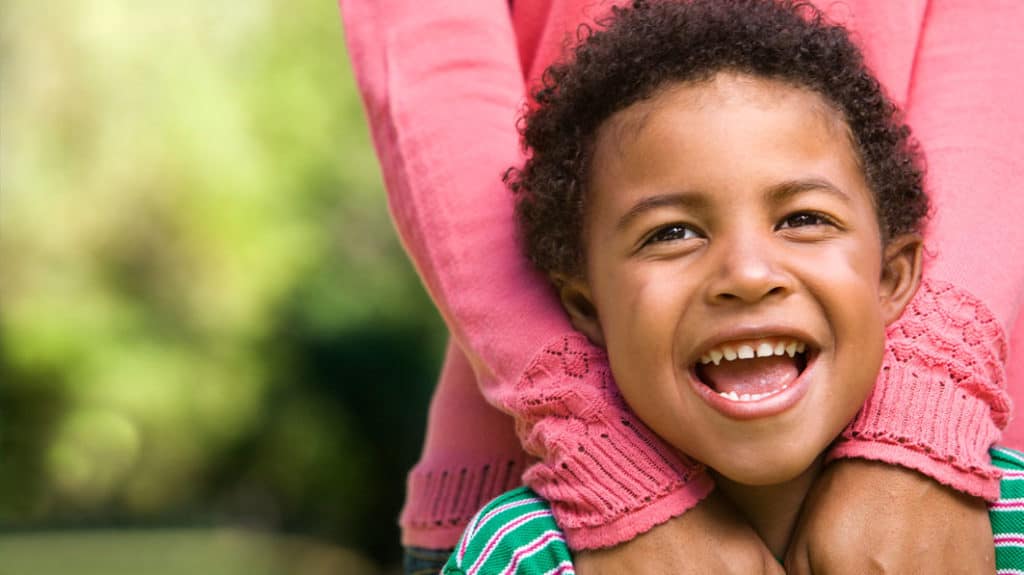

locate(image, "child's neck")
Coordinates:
712 457 824 559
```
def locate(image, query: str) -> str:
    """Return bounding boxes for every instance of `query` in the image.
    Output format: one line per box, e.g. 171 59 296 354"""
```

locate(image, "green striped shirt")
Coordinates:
990 446 1024 573
445 447 1024 574
442 488 573 575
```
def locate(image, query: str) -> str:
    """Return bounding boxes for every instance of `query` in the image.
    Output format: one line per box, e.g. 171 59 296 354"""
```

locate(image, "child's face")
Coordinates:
560 73 921 486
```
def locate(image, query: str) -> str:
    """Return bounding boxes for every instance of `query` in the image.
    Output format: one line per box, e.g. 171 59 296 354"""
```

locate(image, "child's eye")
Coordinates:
777 211 835 230
644 224 700 245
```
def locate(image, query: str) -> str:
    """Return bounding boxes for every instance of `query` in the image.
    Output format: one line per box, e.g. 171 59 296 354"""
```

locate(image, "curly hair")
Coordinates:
508 0 928 277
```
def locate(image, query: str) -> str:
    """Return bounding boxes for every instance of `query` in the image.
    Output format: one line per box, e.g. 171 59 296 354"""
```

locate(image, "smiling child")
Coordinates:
560 70 924 557
442 0 1021 572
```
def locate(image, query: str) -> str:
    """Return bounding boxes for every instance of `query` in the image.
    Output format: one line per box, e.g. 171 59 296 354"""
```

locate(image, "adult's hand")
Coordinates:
785 459 995 574
575 491 783 575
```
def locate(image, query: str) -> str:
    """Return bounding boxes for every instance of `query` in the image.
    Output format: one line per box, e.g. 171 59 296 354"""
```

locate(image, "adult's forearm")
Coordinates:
828 0 1022 498
340 0 713 550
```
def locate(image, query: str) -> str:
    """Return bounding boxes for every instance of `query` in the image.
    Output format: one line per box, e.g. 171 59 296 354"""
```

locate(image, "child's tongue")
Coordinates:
698 355 800 395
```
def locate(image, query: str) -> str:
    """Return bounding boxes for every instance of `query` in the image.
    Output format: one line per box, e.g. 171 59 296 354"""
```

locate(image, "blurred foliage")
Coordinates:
0 0 446 569
0 529 378 575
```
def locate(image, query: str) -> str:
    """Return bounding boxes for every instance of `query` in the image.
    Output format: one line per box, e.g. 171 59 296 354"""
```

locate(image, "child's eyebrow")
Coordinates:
764 178 852 205
615 192 710 232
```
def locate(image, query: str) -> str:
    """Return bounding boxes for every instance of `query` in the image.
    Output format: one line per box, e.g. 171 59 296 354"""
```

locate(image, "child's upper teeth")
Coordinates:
698 338 807 365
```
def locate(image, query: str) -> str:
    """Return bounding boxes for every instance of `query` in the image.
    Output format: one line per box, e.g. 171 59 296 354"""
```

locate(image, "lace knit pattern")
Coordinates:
830 278 1010 499
511 334 712 549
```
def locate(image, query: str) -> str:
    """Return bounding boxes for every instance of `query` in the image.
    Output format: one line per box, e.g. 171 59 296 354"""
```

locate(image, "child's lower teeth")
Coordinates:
718 385 788 402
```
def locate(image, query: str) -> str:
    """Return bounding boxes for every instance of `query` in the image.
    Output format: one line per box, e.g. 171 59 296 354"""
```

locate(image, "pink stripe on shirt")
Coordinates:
460 496 544 561
991 499 1024 511
468 510 551 575
995 534 1024 546
502 530 566 574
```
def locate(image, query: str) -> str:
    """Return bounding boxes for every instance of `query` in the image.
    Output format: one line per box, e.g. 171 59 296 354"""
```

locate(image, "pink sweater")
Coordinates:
340 0 1024 551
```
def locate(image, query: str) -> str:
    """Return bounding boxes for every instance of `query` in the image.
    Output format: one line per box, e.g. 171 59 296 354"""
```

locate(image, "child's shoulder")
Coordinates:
989 447 1024 572
991 446 1024 474
442 486 574 575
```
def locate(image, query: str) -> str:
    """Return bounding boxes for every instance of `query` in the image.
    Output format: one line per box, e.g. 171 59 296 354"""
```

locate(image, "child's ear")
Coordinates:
550 273 605 346
879 233 924 325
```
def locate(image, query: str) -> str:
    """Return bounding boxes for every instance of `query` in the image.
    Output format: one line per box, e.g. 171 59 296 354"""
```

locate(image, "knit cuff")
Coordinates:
828 278 1010 501
511 334 712 551
559 473 715 550
826 441 999 500
400 453 531 549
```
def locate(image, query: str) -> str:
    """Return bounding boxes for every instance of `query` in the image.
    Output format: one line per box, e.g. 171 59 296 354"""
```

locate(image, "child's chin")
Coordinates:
712 452 823 487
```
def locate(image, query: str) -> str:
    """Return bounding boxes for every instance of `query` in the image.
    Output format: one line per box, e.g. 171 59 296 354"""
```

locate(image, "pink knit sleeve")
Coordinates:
827 0 1023 500
338 0 710 550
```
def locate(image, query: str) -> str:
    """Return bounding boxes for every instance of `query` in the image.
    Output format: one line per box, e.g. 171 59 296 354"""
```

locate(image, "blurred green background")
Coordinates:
1 1 447 572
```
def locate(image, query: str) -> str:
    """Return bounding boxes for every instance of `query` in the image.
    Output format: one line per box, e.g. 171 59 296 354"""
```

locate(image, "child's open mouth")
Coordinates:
693 338 812 403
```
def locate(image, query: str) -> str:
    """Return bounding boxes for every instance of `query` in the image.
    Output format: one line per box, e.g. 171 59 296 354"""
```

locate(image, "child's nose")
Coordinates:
706 237 791 305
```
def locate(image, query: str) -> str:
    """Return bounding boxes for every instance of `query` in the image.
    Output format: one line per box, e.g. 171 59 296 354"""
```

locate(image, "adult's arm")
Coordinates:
825 0 1020 499
339 0 712 550
786 0 1021 567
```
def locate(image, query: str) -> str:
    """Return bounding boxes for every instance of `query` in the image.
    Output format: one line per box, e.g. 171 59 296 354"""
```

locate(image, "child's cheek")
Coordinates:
602 264 690 375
